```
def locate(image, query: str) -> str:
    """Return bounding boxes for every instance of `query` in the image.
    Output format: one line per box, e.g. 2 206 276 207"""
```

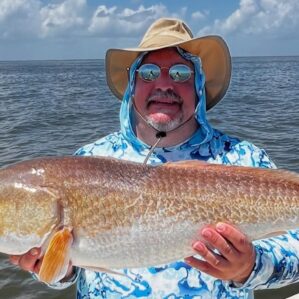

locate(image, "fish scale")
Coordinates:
0 156 298 283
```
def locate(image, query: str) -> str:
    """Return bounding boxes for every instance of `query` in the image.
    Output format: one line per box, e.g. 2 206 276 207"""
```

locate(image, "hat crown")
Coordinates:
139 18 194 49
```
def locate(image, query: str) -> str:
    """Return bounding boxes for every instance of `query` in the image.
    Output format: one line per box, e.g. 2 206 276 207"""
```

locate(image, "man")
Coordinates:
10 18 299 298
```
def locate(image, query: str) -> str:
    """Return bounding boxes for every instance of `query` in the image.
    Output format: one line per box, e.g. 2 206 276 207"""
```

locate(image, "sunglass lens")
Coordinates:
138 64 160 81
169 64 192 82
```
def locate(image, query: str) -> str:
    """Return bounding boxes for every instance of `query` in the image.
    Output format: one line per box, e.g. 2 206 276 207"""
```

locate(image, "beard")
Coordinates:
145 114 184 132
144 89 185 132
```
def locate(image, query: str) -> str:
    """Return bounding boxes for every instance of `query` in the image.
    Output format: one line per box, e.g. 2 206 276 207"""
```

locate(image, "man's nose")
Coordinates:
153 71 173 91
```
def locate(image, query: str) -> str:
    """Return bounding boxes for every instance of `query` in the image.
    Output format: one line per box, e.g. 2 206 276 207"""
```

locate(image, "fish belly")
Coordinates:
70 216 202 269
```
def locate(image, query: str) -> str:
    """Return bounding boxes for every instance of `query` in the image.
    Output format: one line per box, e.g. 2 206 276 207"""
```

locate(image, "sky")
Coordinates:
0 0 298 60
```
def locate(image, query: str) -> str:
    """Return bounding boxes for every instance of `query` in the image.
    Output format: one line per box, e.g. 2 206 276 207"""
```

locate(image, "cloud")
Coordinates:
191 10 207 21
0 0 41 39
0 0 87 39
0 0 37 22
40 0 86 37
198 0 299 38
88 4 168 37
0 2 186 40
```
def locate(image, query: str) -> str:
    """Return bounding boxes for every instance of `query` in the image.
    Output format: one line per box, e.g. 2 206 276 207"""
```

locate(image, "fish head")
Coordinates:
0 162 61 255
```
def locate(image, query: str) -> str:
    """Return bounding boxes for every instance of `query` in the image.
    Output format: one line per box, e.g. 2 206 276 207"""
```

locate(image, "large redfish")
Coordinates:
0 156 298 284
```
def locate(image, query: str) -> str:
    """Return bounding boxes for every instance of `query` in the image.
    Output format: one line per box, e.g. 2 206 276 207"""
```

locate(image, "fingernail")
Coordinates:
194 242 204 252
30 248 39 256
202 229 212 239
216 223 225 232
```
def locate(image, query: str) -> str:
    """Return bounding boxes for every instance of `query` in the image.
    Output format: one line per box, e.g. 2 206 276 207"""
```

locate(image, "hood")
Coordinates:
119 47 214 153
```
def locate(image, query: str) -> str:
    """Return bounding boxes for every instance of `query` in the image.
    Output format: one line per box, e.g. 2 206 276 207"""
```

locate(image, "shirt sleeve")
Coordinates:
232 230 299 290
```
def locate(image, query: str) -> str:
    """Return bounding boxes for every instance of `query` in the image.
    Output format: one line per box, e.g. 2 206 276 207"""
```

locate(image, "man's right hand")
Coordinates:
9 247 42 274
9 248 75 283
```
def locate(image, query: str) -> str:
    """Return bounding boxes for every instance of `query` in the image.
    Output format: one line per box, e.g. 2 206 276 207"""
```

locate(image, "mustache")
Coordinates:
146 90 182 105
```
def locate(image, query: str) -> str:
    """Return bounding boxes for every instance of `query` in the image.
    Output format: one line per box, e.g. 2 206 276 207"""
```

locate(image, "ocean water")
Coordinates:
0 56 298 298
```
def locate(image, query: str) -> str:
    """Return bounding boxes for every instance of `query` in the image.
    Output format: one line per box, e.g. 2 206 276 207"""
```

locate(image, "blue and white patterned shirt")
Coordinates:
42 49 299 298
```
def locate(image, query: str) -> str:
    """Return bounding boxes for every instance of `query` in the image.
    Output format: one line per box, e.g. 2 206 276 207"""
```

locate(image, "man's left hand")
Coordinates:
184 222 256 284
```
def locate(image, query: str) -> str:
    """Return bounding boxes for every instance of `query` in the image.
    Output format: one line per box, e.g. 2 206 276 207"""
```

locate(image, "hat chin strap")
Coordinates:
132 98 195 164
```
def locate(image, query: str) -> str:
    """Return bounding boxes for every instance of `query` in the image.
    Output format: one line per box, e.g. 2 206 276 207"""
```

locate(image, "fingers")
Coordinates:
185 255 224 278
185 224 256 282
18 247 41 272
9 255 21 265
201 226 237 260
198 223 251 258
192 241 225 267
9 247 41 273
215 223 252 253
185 241 225 277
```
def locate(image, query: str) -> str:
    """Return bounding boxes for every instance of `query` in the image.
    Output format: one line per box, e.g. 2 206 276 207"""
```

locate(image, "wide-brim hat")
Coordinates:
106 18 231 110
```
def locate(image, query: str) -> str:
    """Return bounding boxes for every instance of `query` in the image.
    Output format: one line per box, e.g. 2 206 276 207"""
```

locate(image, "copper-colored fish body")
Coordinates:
0 156 298 283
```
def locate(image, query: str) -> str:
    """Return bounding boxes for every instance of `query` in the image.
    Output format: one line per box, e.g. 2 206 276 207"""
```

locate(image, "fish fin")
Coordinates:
38 227 73 284
79 265 126 277
274 169 299 185
163 160 209 169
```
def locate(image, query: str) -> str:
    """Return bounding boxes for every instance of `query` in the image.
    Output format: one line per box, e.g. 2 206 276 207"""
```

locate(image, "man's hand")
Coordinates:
10 247 43 274
185 222 256 284
9 248 74 283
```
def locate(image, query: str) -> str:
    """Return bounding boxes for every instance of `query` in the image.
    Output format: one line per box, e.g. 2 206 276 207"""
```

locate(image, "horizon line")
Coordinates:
1 54 299 63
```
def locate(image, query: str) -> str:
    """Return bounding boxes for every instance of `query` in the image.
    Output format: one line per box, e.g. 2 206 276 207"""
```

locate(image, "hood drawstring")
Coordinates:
143 131 166 165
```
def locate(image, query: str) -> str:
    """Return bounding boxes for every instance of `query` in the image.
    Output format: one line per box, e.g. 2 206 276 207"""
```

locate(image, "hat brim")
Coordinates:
106 35 231 110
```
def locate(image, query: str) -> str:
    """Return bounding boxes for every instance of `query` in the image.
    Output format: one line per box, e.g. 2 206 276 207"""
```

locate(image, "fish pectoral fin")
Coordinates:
38 227 73 284
79 265 126 277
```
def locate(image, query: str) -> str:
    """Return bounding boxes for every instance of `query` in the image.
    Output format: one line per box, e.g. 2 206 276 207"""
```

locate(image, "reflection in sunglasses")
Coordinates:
136 64 193 83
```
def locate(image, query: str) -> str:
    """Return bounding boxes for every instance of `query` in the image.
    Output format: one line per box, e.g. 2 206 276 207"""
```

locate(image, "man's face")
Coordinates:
134 48 197 132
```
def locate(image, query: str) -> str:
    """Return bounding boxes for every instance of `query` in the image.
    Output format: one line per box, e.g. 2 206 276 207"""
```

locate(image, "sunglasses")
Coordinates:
136 63 194 83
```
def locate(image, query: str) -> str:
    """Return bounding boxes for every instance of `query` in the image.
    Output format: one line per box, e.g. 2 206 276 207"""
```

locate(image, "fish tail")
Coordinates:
38 227 73 284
